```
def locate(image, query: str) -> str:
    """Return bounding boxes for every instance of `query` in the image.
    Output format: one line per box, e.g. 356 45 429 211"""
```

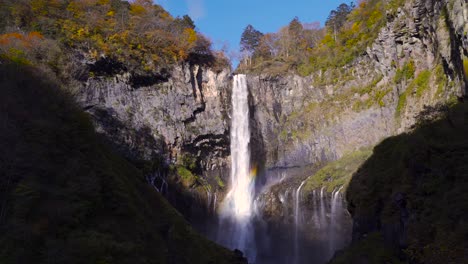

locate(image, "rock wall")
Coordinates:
73 0 467 239
75 63 233 219
247 0 467 173
77 64 231 167
248 1 467 260
247 71 396 169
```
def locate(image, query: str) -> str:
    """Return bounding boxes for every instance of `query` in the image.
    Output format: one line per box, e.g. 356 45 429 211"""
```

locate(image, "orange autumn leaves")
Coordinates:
0 32 44 47
0 32 46 64
1 0 211 71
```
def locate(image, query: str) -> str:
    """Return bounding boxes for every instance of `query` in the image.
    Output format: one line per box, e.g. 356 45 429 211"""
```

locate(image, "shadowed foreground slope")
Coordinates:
0 62 245 264
331 101 468 264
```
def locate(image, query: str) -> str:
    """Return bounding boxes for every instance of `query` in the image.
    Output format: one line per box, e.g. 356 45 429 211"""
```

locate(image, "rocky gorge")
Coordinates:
44 0 468 261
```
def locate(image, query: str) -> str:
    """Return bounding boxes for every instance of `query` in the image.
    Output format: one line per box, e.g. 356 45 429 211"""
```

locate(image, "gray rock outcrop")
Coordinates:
247 0 467 173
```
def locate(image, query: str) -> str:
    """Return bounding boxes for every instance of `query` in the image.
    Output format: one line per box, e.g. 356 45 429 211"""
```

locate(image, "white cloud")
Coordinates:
186 0 206 21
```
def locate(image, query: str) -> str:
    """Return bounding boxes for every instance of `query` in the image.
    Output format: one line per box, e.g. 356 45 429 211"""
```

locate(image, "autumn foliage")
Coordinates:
0 0 222 72
0 31 60 65
0 32 44 47
239 0 402 75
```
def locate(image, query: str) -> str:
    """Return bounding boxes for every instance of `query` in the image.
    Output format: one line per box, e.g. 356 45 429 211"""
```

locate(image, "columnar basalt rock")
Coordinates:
75 64 233 221
77 64 231 168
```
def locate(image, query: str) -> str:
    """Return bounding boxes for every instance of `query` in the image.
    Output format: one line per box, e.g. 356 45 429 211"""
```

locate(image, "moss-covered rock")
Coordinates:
176 166 198 188
303 149 372 194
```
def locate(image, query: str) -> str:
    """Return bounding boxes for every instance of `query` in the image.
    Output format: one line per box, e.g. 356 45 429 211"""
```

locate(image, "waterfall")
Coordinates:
146 170 168 194
219 74 255 261
305 185 347 260
312 190 320 228
294 180 306 264
319 187 326 231
211 74 350 263
213 191 217 212
330 186 344 254
206 189 212 210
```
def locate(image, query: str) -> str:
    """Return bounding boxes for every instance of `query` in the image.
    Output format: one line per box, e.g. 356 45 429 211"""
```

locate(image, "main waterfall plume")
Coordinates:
215 75 351 264
219 74 255 260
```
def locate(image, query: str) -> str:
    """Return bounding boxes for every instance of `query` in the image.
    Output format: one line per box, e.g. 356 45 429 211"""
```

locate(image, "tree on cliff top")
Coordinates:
240 24 263 65
325 2 354 40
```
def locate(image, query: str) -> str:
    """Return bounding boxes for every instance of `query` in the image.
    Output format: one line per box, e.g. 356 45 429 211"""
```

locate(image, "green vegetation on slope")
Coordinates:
335 102 468 264
396 87 409 116
303 149 372 194
394 60 416 84
463 57 468 80
413 70 431 97
396 64 452 117
434 64 448 98
0 61 244 264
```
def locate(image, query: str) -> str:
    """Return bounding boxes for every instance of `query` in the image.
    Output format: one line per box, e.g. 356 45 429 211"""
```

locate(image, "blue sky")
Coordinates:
156 0 346 56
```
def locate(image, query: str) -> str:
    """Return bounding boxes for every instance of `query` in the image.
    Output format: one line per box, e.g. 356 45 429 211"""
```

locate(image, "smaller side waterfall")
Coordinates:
241 168 352 264
213 192 217 212
294 180 306 264
299 185 349 261
329 186 344 253
319 187 326 230
146 170 168 194
206 189 212 210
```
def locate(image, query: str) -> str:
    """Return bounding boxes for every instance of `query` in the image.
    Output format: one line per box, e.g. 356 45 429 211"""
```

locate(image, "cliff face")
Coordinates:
247 1 467 260
69 62 239 228
73 0 467 182
75 63 233 218
247 72 396 169
72 1 467 255
370 0 467 130
77 64 231 169
248 0 467 172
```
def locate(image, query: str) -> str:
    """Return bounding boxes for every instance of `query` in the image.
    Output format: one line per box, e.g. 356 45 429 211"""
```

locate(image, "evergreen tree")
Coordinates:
288 17 305 55
182 15 196 29
325 2 354 40
288 16 303 41
240 24 263 65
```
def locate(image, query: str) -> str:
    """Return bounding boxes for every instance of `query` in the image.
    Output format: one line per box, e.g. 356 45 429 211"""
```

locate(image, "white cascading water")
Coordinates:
329 186 344 254
319 187 326 230
299 185 348 261
220 74 255 260
213 192 217 212
294 180 306 264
